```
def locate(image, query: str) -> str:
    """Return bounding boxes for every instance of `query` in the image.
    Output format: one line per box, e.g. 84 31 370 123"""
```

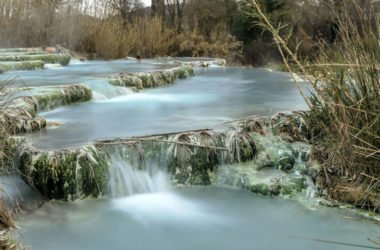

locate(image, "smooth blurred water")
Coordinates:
7 59 376 250
16 187 379 250
109 154 169 198
6 59 309 149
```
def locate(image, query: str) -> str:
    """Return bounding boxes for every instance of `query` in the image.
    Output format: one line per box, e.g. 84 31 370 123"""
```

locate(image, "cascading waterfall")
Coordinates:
108 151 170 198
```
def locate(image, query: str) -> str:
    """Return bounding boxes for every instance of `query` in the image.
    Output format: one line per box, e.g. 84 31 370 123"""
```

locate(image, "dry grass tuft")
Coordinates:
250 0 380 211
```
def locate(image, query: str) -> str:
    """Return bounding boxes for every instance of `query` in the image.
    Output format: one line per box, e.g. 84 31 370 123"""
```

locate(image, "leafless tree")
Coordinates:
152 0 165 19
108 0 143 24
166 0 186 31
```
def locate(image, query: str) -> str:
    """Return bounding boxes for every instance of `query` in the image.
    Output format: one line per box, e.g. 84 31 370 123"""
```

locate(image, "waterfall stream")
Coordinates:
108 154 170 198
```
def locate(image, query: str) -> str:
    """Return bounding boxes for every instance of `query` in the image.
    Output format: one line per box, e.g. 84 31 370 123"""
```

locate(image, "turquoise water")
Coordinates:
4 59 377 250
4 59 309 149
16 187 379 250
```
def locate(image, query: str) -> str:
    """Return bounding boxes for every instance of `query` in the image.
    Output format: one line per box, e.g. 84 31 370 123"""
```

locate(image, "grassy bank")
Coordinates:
250 0 380 212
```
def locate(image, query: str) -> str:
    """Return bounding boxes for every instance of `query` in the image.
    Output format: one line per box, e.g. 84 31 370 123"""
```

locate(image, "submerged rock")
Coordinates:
109 66 194 90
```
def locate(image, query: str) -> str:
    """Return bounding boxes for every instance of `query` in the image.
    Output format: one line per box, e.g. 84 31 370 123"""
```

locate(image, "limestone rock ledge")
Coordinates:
0 84 92 134
0 48 43 53
0 97 46 134
109 66 194 91
19 144 108 201
17 112 315 201
29 84 92 112
174 58 227 67
0 61 45 73
0 53 71 66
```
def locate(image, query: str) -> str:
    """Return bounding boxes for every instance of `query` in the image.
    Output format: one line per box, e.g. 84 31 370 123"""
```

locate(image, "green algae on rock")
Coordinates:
109 66 194 90
0 97 47 134
0 53 71 66
215 133 311 197
29 84 92 112
0 61 45 73
175 58 227 67
16 112 315 200
0 48 43 53
216 161 307 197
217 164 306 197
19 145 108 201
0 85 92 134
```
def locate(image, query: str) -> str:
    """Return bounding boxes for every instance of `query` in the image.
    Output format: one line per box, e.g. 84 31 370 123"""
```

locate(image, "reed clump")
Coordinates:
0 78 22 248
0 1 242 62
81 15 241 60
250 0 380 212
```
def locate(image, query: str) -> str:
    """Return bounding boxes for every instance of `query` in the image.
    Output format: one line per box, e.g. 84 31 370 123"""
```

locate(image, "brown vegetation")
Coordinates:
1 0 370 65
0 79 22 248
0 0 242 62
250 0 380 212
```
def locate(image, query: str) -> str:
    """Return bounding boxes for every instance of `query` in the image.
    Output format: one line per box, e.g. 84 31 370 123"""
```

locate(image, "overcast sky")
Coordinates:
142 0 151 6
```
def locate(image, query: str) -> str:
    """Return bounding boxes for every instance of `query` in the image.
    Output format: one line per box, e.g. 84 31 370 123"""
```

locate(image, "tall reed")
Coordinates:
0 78 22 248
250 0 380 211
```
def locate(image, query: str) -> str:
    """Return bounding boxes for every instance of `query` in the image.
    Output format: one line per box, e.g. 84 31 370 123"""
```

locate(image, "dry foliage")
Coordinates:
0 0 242 61
0 78 23 248
250 0 380 212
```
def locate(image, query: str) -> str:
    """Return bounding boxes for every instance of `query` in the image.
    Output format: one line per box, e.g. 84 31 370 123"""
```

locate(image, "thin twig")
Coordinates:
290 236 380 249
101 138 228 151
368 239 380 247
306 63 380 69
342 216 380 225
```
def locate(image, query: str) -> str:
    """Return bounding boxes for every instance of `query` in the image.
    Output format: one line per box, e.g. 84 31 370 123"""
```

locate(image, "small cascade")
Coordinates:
92 91 108 101
304 176 317 199
108 153 170 198
90 79 134 101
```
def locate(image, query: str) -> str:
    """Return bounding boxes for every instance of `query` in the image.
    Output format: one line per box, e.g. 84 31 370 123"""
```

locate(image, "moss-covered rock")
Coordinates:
252 134 296 171
167 132 220 185
0 53 71 66
270 112 310 142
19 145 109 201
174 58 227 67
30 84 92 112
0 48 43 53
0 84 92 134
0 61 45 73
220 130 257 163
217 163 306 197
14 112 313 200
109 66 194 91
0 85 91 135
0 97 46 135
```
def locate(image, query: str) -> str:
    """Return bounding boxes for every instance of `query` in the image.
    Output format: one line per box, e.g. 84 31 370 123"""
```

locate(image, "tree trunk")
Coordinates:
152 0 165 20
